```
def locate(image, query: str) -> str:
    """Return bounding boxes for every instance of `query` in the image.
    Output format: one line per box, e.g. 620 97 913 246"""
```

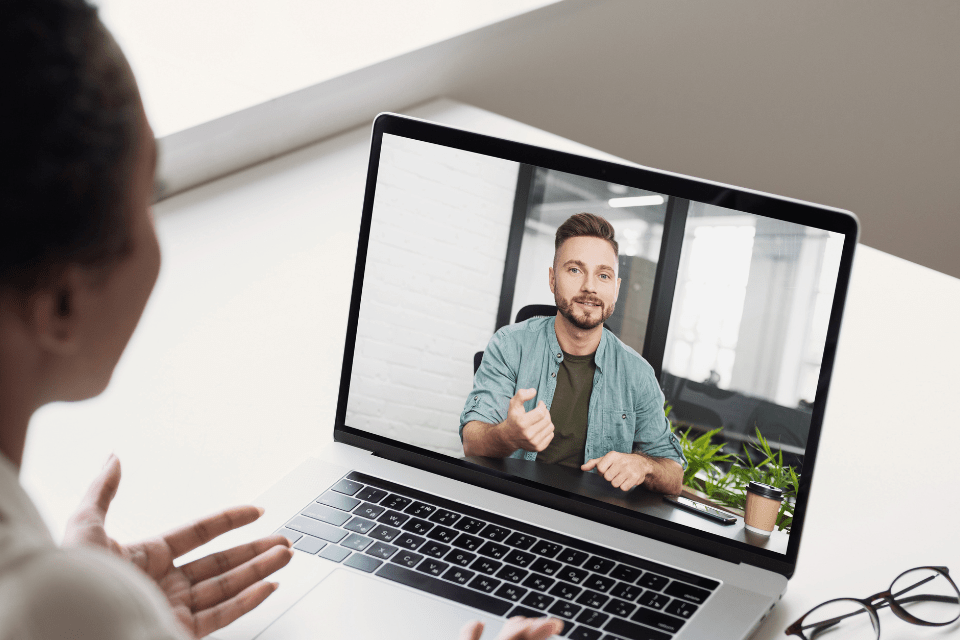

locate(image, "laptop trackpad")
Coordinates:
258 569 505 639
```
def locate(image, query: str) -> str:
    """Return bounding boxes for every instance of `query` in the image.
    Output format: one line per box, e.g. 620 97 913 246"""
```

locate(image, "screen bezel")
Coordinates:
335 113 860 578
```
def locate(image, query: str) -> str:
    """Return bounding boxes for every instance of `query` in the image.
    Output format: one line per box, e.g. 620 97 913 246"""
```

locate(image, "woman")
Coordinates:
0 1 561 638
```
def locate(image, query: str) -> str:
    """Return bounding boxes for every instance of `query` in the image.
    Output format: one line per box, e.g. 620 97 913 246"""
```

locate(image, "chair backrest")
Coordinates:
474 305 559 374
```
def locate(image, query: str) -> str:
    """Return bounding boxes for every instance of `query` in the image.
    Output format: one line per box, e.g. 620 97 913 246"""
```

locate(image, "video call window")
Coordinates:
345 132 844 554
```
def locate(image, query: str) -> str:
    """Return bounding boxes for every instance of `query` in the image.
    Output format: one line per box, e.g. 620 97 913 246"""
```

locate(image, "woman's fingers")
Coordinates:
180 535 291 584
188 544 293 612
191 580 280 638
163 506 264 559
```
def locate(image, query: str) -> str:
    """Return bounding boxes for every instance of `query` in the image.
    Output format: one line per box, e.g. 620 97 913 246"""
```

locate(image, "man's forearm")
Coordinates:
462 420 516 458
635 455 684 495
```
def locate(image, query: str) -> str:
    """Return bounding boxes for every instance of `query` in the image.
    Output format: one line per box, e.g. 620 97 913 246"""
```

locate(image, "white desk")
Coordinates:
21 99 960 640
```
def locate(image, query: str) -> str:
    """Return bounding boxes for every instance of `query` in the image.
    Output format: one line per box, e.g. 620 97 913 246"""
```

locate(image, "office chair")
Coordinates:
473 305 558 374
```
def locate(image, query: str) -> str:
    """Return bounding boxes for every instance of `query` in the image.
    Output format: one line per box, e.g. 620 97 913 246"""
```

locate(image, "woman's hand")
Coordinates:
64 454 293 638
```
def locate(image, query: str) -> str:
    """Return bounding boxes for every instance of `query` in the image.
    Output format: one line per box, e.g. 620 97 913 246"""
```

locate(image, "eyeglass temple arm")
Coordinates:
800 594 960 634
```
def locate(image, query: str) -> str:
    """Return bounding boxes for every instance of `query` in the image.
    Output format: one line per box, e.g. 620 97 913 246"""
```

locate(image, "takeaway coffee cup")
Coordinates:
744 482 783 535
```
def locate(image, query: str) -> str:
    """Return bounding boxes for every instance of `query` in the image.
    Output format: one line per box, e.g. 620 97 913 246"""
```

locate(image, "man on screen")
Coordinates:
460 213 685 494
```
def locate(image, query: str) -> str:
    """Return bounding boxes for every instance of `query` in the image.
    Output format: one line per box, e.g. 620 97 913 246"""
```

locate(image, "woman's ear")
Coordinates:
28 265 86 356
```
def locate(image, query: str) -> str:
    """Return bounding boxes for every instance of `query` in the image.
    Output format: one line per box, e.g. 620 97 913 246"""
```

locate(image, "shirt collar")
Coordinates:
0 451 55 542
547 318 607 371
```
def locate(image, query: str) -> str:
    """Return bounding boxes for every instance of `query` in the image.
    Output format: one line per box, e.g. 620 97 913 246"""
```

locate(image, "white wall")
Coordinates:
345 134 519 456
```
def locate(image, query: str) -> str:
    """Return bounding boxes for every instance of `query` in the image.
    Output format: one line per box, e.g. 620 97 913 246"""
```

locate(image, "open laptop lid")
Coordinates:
335 113 859 578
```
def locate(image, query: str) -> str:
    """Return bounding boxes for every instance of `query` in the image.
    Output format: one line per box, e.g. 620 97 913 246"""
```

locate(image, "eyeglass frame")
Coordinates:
784 566 960 639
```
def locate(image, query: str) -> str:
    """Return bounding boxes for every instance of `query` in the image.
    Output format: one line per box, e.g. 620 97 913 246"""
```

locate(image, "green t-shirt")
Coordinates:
537 350 596 468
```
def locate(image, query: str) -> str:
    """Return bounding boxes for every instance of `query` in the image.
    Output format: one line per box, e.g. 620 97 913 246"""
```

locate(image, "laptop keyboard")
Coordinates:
277 472 718 640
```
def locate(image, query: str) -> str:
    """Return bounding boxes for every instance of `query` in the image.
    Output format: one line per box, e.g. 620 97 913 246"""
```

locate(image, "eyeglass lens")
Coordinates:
801 598 878 639
890 567 960 625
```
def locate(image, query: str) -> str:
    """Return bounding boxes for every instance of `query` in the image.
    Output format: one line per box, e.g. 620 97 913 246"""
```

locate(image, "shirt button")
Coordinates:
622 414 627 419
474 396 479 401
557 353 562 358
551 372 556 378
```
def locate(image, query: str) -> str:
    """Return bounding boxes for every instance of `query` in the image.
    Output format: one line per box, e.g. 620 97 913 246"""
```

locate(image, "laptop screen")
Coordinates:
338 117 857 573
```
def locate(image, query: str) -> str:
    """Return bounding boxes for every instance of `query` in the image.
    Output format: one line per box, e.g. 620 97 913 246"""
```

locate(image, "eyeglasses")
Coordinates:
785 566 960 639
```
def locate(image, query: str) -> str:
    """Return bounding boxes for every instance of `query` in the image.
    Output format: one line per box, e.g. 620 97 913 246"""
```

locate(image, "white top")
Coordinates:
0 454 185 640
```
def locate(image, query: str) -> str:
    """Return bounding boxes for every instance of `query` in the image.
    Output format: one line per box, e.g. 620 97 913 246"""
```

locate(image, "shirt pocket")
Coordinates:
602 409 636 454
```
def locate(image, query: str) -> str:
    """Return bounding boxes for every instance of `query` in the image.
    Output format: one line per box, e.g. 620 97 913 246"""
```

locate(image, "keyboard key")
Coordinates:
426 526 458 543
637 592 670 610
631 607 685 634
318 492 361 512
442 566 476 585
583 556 615 575
610 564 643 583
394 533 425 551
369 525 401 543
355 486 388 504
377 510 410 527
575 590 609 608
452 533 484 552
344 517 376 534
568 626 602 640
428 508 460 526
478 541 510 560
549 582 581 601
478 524 511 542
507 605 550 620
445 549 477 567
453 516 485 533
557 566 589 585
276 528 302 544
610 582 643 601
638 573 669 592
664 581 711 605
353 502 386 520
496 565 529 584
522 573 555 592
293 535 325 554
530 558 562 577
382 494 412 511
416 558 449 577
505 532 537 549
521 592 554 611
575 610 608 629
504 549 535 568
531 541 562 558
341 533 372 551
344 553 382 573
603 597 636 618
318 545 351 563
390 550 423 568
469 575 502 593
405 502 436 518
377 564 511 616
556 549 589 567
366 542 398 559
421 541 451 558
494 583 527 602
548 599 581 620
603 618 671 640
470 557 502 575
583 575 615 593
402 518 434 536
301 503 350 526
332 479 363 496
665 599 698 619
286 516 347 543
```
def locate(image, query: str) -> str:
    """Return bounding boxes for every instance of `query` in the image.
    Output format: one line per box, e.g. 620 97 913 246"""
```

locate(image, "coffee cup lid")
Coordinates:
747 481 783 500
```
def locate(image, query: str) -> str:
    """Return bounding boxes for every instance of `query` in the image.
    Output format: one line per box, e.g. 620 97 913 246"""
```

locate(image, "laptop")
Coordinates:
210 113 859 640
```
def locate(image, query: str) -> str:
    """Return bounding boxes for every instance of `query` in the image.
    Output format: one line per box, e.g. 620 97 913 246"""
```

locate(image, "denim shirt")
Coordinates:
460 317 686 468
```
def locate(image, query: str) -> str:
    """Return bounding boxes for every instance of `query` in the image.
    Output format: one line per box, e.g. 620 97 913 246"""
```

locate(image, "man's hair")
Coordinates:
554 212 619 263
0 0 139 292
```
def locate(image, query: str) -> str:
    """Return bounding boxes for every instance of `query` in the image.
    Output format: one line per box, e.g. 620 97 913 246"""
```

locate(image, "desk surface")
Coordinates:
20 99 960 640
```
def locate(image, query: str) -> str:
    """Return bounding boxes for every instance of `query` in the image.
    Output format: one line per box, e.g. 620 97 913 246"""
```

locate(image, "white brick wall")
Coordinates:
345 134 519 456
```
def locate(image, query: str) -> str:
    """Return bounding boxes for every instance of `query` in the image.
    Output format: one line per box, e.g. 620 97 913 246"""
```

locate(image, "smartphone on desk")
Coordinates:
663 495 738 525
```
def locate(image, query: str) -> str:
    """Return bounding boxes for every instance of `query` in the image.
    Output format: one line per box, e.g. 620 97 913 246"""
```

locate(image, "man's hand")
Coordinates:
581 451 683 494
500 388 554 452
63 455 294 638
460 616 563 640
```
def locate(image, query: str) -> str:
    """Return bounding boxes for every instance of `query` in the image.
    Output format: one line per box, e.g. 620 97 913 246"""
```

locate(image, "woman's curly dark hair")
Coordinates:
0 0 140 291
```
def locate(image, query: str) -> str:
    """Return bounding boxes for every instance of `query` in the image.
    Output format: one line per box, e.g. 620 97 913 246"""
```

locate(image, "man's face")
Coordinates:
549 236 620 332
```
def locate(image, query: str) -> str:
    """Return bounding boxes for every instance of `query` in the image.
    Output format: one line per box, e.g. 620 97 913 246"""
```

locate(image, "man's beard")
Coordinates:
555 292 615 331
